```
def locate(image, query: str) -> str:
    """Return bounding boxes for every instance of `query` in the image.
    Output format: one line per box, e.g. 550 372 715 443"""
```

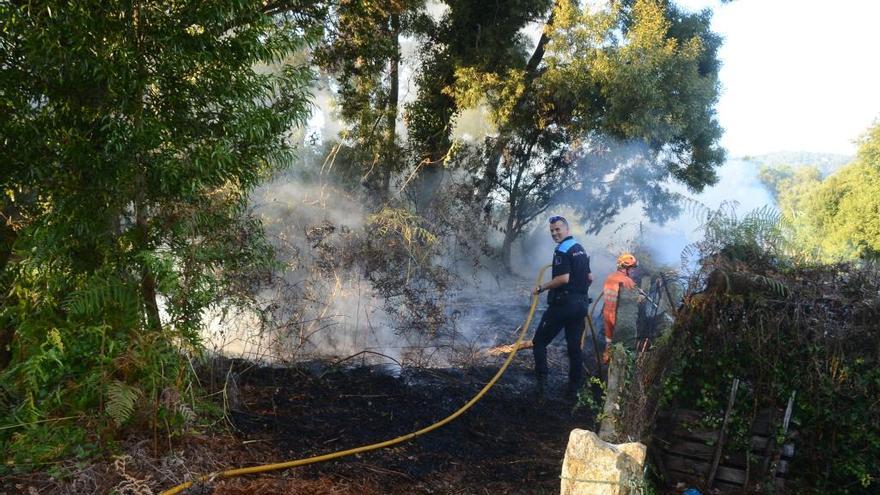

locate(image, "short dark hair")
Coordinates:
549 215 568 226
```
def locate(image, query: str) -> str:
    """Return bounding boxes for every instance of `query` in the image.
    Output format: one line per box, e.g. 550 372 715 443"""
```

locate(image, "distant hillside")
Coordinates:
741 151 853 176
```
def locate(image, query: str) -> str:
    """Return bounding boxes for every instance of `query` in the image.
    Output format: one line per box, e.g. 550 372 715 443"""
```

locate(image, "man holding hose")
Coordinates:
531 215 592 399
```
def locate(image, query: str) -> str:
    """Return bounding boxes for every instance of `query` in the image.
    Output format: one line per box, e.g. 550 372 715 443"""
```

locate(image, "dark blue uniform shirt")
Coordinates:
548 236 591 303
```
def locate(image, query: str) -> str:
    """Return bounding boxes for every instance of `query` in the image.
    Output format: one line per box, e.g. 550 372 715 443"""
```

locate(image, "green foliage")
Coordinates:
406 0 551 154
758 163 822 202
551 0 725 185
106 380 142 426
6 422 93 469
0 0 317 466
666 206 880 494
463 0 724 265
574 375 606 415
759 120 880 261
802 142 880 260
314 0 421 197
443 67 526 127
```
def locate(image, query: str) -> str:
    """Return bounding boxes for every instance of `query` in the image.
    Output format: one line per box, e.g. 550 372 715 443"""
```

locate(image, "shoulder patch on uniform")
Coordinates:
556 238 577 253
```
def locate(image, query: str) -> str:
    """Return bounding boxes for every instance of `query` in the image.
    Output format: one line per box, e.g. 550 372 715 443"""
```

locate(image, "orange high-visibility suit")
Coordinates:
602 270 637 342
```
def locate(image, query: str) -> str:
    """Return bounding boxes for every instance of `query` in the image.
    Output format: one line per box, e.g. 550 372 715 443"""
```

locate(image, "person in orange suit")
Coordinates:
601 253 638 364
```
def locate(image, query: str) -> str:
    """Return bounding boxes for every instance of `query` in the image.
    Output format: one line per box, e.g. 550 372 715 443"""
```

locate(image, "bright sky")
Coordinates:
677 0 880 156
316 1 880 156
579 0 880 266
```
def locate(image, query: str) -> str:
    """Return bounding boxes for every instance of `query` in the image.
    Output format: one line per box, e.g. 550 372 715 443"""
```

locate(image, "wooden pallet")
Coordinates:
652 408 795 492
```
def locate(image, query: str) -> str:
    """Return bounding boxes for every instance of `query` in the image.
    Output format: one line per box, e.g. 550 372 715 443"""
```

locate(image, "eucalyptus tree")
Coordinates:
315 0 427 201
0 0 319 457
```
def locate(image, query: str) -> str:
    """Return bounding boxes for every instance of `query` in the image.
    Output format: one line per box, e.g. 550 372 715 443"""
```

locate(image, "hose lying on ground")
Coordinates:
160 264 552 495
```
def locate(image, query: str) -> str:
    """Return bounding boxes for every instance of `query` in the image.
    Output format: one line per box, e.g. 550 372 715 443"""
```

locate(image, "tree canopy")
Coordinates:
759 121 880 261
317 0 725 266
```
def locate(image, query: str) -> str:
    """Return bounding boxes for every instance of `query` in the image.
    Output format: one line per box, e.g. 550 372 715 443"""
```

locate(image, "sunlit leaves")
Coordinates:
106 380 141 426
442 67 526 127
368 206 438 250
761 121 880 261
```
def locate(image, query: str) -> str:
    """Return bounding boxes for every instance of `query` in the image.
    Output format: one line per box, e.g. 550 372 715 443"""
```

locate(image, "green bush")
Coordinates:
664 207 880 493
0 0 316 467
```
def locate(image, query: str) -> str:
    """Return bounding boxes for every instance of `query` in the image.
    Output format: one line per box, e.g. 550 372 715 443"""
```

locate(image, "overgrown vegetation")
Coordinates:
0 0 316 468
650 206 880 493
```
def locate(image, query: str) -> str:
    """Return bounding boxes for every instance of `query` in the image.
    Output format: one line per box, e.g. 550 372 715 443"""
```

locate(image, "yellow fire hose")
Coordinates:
160 264 552 495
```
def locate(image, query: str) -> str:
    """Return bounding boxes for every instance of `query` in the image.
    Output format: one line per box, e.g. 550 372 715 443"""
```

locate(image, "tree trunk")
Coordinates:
380 13 400 201
501 227 516 269
136 198 162 333
0 205 15 273
361 13 400 203
498 134 540 268
0 201 21 370
473 4 557 211
131 2 161 334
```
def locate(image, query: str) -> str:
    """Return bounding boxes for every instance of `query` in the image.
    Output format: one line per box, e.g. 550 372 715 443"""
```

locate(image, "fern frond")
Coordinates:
177 402 195 425
746 273 790 297
106 380 141 426
64 276 139 319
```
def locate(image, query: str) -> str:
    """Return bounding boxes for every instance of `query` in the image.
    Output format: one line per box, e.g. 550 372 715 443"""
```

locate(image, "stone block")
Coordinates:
560 429 646 495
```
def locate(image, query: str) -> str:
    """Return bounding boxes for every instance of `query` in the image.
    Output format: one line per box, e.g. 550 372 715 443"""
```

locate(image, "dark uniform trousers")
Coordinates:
532 294 589 386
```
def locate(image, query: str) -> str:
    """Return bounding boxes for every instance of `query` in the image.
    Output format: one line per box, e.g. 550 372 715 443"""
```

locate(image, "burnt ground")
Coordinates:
1 345 599 495
205 356 597 495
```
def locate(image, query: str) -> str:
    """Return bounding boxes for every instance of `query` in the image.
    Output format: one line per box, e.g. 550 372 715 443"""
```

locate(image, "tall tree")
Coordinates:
0 0 317 457
315 0 423 201
404 0 553 210
443 0 725 265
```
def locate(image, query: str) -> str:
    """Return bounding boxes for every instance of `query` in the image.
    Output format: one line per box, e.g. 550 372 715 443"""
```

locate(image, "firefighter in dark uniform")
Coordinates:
531 215 592 399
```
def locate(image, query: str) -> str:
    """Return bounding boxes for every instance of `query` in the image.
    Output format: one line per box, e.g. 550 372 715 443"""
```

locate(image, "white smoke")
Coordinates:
640 157 776 265
508 156 778 297
201 171 411 365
